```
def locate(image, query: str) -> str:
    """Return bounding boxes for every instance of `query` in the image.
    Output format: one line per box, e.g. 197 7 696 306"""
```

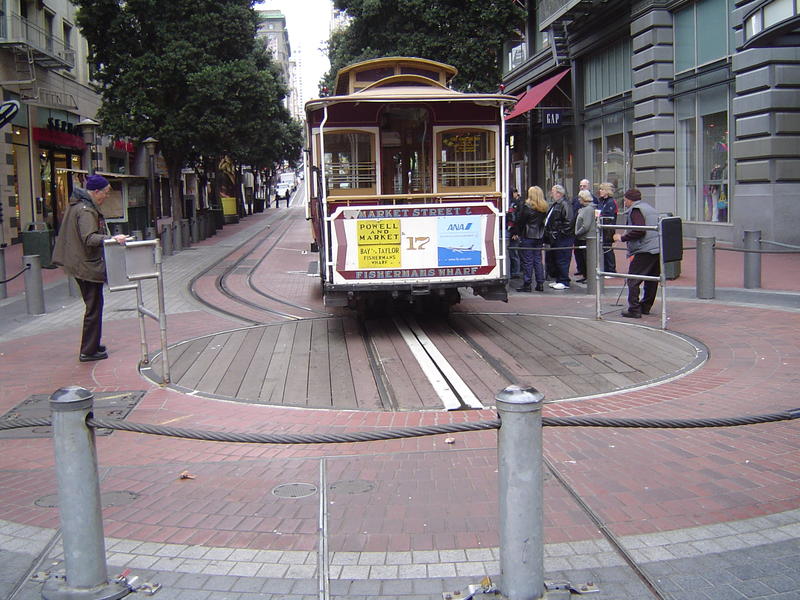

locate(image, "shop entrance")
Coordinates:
39 149 81 233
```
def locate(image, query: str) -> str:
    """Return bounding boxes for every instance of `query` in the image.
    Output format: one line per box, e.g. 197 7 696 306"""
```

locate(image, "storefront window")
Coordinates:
674 0 732 72
675 86 730 223
584 39 632 105
701 111 728 222
585 110 633 196
676 96 697 220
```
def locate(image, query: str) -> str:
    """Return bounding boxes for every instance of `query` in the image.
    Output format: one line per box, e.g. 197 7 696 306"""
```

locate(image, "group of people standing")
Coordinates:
508 179 618 292
507 181 661 318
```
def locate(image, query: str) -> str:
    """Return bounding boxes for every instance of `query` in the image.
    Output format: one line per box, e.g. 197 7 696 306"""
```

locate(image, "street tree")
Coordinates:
73 0 294 218
324 0 525 93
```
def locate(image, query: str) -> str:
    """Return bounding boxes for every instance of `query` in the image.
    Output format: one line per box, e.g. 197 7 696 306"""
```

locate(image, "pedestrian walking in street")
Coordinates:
613 188 660 318
512 185 548 292
52 174 128 361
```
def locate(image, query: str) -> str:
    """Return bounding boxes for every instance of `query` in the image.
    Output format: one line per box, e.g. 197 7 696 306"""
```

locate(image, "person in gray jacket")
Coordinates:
573 189 597 283
52 175 127 361
613 188 659 318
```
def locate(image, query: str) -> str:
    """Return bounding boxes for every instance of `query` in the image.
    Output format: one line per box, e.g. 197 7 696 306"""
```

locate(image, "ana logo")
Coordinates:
447 223 472 231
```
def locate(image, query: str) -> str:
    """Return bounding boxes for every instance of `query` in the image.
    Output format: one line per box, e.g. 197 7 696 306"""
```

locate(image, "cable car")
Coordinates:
304 57 516 312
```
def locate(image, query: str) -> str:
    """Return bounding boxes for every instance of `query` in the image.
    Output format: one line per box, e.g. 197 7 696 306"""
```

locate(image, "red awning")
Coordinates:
504 69 570 120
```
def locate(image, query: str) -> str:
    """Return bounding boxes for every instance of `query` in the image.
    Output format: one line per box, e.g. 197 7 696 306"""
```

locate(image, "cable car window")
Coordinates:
323 131 376 195
379 106 432 195
437 129 496 191
355 67 395 82
400 66 440 82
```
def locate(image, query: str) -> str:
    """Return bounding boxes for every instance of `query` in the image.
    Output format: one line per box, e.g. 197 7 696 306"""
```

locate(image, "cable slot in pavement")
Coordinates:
392 315 483 410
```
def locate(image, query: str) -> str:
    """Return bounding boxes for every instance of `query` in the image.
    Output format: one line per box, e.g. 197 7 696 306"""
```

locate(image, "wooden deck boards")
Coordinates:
161 314 701 411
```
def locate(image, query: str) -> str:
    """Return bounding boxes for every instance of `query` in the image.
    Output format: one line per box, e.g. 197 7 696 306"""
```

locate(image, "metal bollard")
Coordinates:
161 224 173 256
190 217 199 243
23 254 45 314
696 236 715 299
144 227 157 241
585 235 597 296
172 222 182 252
43 387 129 600
743 230 761 289
197 215 206 241
207 213 216 237
131 230 143 241
181 219 190 248
0 246 6 299
496 385 545 600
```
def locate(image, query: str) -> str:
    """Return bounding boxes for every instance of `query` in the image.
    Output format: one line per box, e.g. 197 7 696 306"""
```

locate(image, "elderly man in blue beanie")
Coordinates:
53 174 128 361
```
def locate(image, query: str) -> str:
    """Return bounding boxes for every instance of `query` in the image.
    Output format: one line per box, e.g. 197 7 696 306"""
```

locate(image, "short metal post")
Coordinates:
181 219 190 248
131 230 142 241
144 227 156 241
172 222 182 252
43 387 129 600
696 236 715 299
743 230 761 289
190 217 199 243
198 215 206 241
496 385 545 600
23 254 45 314
161 224 172 256
0 246 6 299
585 235 597 296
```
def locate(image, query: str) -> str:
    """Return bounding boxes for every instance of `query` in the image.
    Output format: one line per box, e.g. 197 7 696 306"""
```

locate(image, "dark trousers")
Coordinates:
76 279 104 356
519 238 544 286
603 243 617 273
574 239 586 277
552 237 573 285
627 252 660 314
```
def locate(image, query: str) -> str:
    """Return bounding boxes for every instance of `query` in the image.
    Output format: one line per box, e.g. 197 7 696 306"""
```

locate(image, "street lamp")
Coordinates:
76 118 99 176
143 136 158 226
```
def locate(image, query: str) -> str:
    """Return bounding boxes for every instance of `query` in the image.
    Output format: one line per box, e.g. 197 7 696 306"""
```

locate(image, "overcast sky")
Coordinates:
255 0 334 103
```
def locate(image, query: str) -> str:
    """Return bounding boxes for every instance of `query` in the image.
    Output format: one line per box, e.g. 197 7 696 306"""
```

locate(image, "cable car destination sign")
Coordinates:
331 203 499 282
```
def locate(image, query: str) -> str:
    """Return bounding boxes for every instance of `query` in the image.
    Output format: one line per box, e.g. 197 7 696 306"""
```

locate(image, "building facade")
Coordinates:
0 0 157 246
503 0 800 244
257 10 299 117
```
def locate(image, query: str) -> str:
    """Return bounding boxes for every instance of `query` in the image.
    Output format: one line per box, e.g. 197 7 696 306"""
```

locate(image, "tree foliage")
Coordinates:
324 0 525 93
72 0 301 215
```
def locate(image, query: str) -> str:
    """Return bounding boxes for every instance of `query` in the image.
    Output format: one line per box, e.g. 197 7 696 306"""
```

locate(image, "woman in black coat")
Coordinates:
512 186 548 292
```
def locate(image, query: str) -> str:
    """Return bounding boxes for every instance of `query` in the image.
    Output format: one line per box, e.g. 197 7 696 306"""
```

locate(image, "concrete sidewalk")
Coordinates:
1 206 799 600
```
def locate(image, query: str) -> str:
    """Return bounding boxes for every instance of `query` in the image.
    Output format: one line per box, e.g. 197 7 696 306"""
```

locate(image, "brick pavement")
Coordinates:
0 204 799 599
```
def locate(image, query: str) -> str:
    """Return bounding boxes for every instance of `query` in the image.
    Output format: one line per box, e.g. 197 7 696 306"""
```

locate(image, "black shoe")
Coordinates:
641 310 650 315
620 311 641 319
576 278 587 284
535 283 544 292
79 351 108 362
516 285 532 292
97 344 106 353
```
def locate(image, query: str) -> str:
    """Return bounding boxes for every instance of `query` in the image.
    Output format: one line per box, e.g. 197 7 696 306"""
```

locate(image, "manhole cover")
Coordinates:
35 490 140 508
329 479 375 494
0 391 145 439
272 483 317 498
